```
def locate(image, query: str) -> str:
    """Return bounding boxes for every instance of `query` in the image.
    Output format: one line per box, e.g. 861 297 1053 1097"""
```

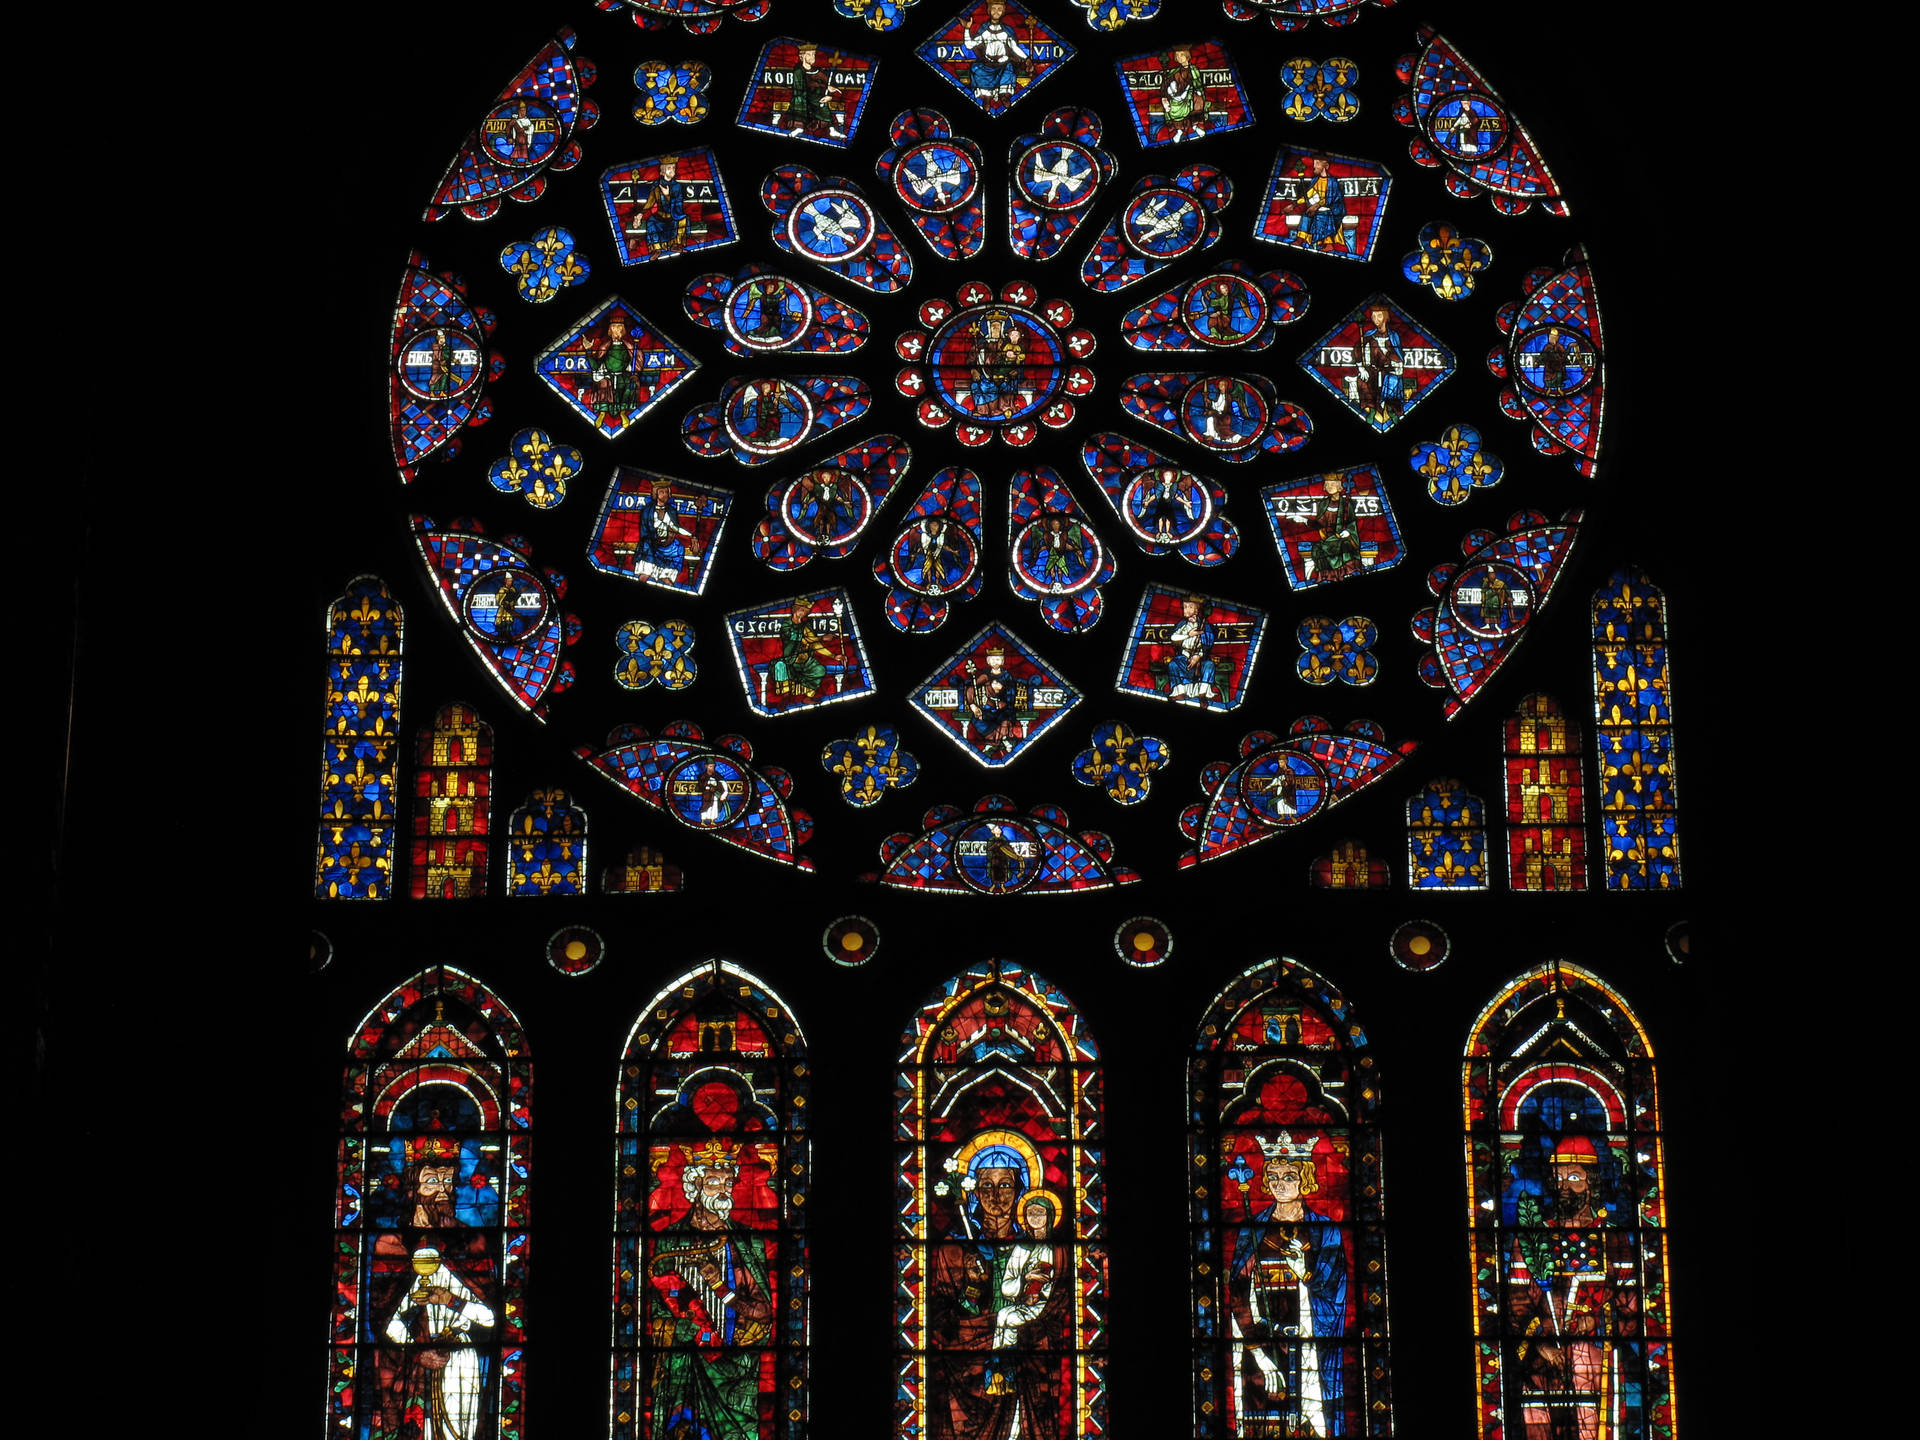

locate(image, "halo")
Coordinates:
952 1126 1044 1187
1015 1187 1062 1233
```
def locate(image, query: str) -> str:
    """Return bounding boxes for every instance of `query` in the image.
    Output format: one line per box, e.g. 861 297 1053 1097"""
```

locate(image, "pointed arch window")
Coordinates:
1464 962 1673 1439
613 962 810 1440
896 961 1107 1440
1592 568 1681 889
1191 958 1391 1437
329 965 531 1440
413 702 495 898
318 576 404 899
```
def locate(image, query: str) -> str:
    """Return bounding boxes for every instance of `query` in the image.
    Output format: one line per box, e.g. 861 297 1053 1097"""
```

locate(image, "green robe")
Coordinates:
648 1223 773 1439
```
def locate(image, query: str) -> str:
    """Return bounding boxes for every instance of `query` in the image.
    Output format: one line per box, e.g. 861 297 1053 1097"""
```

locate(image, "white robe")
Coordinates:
384 1263 496 1440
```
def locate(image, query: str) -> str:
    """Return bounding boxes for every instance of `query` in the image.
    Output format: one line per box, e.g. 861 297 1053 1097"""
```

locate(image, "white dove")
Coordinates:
1028 148 1089 204
907 153 967 203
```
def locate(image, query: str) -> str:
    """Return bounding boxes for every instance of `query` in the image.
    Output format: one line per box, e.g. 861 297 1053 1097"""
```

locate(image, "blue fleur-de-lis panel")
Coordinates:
1593 568 1682 892
1253 146 1391 262
1406 777 1489 890
533 297 700 440
1394 26 1567 216
1008 107 1116 260
724 587 877 717
821 723 922 807
488 428 581 510
1260 463 1406 590
1071 722 1169 806
633 59 713 125
1177 717 1417 867
598 147 738 265
1280 57 1358 122
1007 468 1115 634
834 0 922 32
681 374 871 465
574 721 815 871
876 109 986 261
1068 0 1159 30
1114 40 1253 148
683 265 870 359
1489 246 1605 475
389 256 502 481
506 787 590 896
737 37 880 148
425 29 599 220
1298 293 1455 433
762 164 914 292
908 622 1082 768
1414 508 1583 719
1115 584 1268 712
586 467 733 595
601 0 773 35
409 516 581 722
1402 221 1491 301
317 578 403 902
613 618 697 691
1120 371 1313 464
874 795 1140 893
751 435 912 572
499 226 592 304
1295 614 1378 686
917 0 1075 117
1221 0 1391 29
1119 261 1308 354
1079 433 1240 568
874 465 984 633
894 281 1097 448
1409 423 1503 506
1082 164 1231 292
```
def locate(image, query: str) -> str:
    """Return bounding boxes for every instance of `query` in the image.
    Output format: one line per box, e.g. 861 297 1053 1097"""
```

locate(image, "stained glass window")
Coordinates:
613 962 809 1440
413 702 496 898
1407 777 1489 890
1591 569 1681 890
330 966 531 1440
318 577 404 900
506 786 589 896
896 962 1107 1440
1463 962 1673 1439
1191 958 1390 1437
1502 693 1586 891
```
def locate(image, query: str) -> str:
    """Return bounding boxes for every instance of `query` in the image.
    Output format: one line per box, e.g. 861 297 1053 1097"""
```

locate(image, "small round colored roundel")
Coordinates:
547 925 605 976
823 914 880 966
1426 93 1509 161
1390 919 1449 972
309 931 333 973
1115 917 1172 967
1665 920 1689 964
1181 274 1269 347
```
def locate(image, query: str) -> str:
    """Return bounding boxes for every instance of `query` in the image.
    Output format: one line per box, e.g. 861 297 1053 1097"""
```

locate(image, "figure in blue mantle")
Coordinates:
1227 1133 1350 1436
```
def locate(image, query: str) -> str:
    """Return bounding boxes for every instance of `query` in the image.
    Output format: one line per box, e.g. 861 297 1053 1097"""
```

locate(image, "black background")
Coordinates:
47 1 1772 1431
